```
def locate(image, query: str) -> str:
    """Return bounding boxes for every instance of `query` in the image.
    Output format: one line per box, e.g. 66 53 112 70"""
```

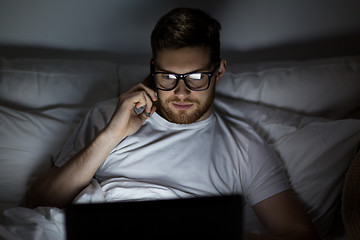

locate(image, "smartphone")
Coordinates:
133 105 147 115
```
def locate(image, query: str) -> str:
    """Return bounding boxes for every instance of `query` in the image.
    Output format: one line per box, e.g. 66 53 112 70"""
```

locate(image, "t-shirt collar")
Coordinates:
149 112 215 130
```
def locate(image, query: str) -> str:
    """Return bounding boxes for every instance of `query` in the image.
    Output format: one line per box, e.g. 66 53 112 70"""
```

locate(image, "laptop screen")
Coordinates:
65 195 242 239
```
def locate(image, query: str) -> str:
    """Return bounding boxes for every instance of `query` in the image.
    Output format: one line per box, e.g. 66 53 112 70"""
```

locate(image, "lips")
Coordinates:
172 102 194 110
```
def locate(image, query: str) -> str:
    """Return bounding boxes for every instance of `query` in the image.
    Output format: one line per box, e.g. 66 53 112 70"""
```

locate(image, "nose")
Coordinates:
174 79 191 99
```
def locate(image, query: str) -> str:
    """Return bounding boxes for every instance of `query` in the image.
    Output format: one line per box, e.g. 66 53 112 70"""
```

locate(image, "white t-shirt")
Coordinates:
55 98 289 233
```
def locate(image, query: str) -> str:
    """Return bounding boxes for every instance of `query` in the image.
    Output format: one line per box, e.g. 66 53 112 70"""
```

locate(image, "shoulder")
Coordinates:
84 98 118 125
72 97 118 137
91 98 118 117
54 98 118 167
214 111 280 168
214 111 266 147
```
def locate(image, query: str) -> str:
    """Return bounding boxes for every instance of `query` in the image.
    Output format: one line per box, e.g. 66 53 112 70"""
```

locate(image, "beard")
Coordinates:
156 87 216 124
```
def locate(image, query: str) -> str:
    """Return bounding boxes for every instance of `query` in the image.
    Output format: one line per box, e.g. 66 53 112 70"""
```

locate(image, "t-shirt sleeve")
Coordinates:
245 138 290 206
54 99 117 167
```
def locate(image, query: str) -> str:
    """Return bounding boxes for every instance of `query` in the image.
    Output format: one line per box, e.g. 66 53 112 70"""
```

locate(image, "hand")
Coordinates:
104 83 157 144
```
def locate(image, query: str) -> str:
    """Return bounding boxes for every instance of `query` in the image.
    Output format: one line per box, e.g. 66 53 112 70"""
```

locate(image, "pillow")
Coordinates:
216 56 360 119
0 58 119 110
214 96 360 237
117 64 148 93
0 106 79 209
0 58 119 210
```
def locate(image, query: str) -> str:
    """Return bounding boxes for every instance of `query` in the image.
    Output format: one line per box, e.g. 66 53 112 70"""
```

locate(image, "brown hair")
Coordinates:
151 8 221 63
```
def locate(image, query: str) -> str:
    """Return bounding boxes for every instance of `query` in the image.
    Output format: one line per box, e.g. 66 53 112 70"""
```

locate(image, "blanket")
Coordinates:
0 178 192 240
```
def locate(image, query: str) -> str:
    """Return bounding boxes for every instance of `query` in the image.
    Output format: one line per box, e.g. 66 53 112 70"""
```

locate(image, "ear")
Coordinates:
215 59 227 83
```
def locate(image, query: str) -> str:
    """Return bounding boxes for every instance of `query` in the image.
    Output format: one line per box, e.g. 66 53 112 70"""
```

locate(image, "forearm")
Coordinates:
27 130 123 208
27 85 156 208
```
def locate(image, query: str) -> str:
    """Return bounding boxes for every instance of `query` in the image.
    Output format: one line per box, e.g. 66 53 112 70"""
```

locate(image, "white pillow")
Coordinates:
117 64 148 93
0 58 119 209
214 97 360 237
0 106 77 209
217 56 360 119
0 58 119 109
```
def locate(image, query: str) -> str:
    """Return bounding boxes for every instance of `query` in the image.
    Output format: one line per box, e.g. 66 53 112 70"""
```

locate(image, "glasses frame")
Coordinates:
150 59 220 92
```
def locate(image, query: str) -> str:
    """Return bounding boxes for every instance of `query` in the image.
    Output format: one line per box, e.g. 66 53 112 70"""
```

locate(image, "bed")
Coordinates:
0 52 359 239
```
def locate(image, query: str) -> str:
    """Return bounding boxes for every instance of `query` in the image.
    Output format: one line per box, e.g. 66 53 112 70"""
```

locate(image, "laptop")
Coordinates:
65 195 242 239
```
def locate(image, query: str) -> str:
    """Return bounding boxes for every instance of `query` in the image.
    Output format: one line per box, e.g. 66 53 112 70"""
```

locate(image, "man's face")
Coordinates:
154 46 225 124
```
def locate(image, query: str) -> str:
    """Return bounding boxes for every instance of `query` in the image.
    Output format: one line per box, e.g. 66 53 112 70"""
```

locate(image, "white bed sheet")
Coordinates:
0 207 64 240
0 178 190 240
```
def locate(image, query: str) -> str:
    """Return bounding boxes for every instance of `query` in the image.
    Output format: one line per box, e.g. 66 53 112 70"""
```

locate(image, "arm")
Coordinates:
243 190 320 240
26 83 157 208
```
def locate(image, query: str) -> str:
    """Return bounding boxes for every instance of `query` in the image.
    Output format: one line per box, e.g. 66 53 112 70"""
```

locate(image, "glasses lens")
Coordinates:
155 73 177 90
154 72 210 91
185 73 209 90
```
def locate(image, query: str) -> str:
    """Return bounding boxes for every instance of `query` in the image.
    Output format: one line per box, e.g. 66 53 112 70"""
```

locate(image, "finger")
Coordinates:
140 90 154 115
141 103 157 118
131 91 153 117
125 84 157 113
137 83 157 102
143 111 151 118
150 104 157 115
124 91 146 112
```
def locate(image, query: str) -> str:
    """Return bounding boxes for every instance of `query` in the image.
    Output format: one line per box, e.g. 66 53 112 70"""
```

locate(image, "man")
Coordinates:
27 8 319 239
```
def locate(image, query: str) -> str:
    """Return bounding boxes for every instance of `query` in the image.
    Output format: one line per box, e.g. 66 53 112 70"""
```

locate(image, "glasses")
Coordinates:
150 60 220 91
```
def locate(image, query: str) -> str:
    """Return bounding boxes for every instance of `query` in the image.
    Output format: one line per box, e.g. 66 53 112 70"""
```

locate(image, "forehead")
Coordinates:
155 47 212 73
